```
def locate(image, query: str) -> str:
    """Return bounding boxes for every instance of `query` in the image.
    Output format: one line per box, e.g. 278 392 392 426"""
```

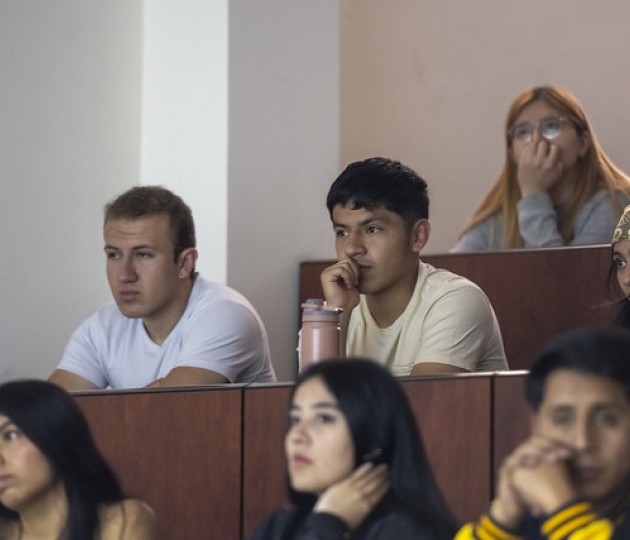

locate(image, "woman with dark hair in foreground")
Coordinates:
0 380 158 540
249 359 458 540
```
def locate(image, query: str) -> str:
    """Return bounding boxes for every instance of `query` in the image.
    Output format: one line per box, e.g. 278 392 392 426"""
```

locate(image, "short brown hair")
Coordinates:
104 185 196 261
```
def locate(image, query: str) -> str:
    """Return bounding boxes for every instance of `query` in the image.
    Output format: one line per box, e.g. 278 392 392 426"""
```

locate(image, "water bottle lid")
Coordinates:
301 298 343 316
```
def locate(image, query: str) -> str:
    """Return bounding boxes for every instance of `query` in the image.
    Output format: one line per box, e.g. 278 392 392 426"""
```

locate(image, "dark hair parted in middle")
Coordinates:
289 359 457 538
326 158 429 229
526 327 630 411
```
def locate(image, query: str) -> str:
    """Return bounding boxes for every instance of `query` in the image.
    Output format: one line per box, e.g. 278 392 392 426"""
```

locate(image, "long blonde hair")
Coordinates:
460 85 630 248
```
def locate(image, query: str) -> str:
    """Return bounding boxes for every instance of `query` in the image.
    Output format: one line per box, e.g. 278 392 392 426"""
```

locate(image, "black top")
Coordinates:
248 502 449 540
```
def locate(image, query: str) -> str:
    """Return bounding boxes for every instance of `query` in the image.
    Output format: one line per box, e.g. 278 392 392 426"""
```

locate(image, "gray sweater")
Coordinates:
451 189 628 252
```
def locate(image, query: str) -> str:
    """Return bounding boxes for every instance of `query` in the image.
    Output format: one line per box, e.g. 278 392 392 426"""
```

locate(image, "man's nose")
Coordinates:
571 421 595 452
344 232 365 258
118 257 138 282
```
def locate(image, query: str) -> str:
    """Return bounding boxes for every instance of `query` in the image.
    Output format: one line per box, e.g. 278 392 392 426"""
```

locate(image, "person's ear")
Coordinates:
508 145 517 163
178 248 198 279
411 219 430 253
578 131 591 159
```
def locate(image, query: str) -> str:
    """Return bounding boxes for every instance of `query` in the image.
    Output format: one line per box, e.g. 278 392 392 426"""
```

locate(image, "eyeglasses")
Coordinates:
508 116 572 143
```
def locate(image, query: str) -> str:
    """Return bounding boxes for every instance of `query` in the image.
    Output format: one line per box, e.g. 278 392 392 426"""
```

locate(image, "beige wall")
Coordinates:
228 2 340 381
340 0 630 252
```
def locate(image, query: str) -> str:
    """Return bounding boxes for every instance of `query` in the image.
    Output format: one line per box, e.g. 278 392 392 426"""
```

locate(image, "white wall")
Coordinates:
142 0 339 381
0 1 142 381
0 0 338 383
140 0 228 282
228 1 340 381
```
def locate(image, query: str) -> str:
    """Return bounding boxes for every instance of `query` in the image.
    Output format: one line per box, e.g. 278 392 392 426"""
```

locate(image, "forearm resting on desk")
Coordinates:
48 369 99 391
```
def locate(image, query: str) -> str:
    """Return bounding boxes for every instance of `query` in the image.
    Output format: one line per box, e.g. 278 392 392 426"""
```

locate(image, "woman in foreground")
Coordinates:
249 359 457 540
0 380 158 540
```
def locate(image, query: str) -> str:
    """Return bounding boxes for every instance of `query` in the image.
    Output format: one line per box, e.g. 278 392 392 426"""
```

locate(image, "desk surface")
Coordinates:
300 246 612 369
72 372 530 539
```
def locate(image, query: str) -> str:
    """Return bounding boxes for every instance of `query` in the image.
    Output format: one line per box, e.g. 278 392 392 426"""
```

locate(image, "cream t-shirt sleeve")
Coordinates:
415 286 498 371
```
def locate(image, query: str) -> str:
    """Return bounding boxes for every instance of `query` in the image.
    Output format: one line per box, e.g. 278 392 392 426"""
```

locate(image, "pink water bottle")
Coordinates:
300 298 343 370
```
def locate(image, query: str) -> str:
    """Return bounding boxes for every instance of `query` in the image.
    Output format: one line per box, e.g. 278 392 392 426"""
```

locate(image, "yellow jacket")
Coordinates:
455 502 614 540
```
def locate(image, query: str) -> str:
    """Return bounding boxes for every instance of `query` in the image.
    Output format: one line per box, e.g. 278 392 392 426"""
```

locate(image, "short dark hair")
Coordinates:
287 359 456 538
104 185 196 262
0 380 124 539
526 327 630 411
326 158 429 229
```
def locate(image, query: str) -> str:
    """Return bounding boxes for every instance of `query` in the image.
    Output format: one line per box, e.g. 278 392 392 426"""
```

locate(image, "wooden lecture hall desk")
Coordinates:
299 245 612 370
70 245 612 538
74 372 530 540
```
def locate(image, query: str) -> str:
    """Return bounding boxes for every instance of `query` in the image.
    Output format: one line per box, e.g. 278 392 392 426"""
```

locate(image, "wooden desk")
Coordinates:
402 375 492 524
299 246 612 369
242 384 293 536
72 373 506 538
492 372 530 491
75 387 243 540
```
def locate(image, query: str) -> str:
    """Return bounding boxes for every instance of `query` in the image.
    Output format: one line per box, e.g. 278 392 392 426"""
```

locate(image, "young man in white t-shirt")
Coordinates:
49 186 275 390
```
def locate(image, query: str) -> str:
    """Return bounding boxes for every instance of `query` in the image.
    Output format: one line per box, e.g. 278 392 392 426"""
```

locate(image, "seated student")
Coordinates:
49 186 276 390
610 205 630 329
249 359 458 540
0 380 158 539
320 157 508 375
452 85 630 252
457 327 630 540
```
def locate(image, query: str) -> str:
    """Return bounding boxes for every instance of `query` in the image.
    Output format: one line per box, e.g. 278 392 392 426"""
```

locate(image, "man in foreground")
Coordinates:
458 327 630 539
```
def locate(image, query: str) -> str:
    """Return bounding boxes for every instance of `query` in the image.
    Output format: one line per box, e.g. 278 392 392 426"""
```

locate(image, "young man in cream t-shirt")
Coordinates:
320 158 508 376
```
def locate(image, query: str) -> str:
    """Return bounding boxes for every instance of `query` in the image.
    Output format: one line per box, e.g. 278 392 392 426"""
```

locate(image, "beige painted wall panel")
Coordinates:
341 0 630 252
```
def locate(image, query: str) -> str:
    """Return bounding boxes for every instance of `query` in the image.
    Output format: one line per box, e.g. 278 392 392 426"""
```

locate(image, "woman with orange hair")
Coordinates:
452 86 630 252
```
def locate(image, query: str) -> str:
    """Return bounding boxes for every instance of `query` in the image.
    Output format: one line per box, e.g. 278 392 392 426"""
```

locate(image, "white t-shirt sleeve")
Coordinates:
174 298 268 383
57 315 109 388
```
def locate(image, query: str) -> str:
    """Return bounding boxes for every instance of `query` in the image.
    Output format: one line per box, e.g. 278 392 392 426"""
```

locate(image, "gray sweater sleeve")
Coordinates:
450 221 491 252
451 190 626 252
518 190 626 248
450 214 504 253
